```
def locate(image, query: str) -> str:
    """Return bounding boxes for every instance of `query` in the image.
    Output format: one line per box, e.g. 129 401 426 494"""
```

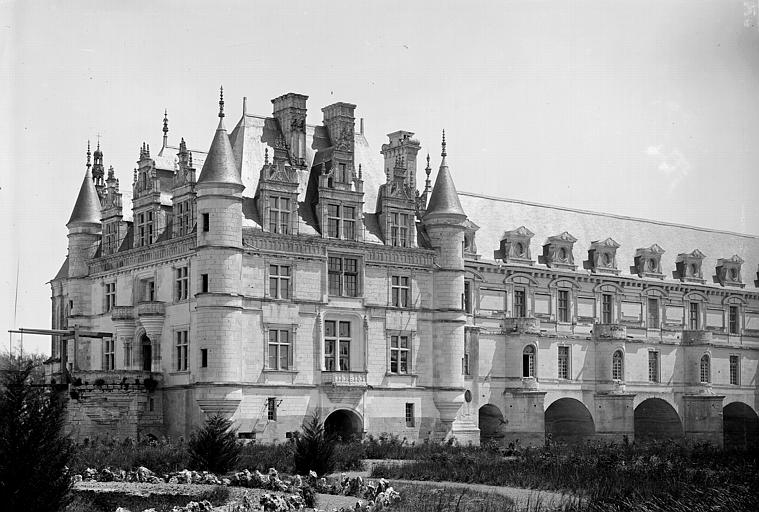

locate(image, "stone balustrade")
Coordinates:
682 330 713 344
322 371 368 388
594 323 627 340
503 317 541 334
111 306 135 321
137 301 165 317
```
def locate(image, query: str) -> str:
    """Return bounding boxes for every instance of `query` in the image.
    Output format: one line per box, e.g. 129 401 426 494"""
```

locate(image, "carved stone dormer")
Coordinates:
675 249 706 283
633 244 665 279
132 143 170 247
381 131 421 190
588 237 621 275
172 138 197 238
377 155 416 247
257 148 300 235
271 93 308 167
541 232 577 270
101 166 126 256
463 219 480 259
715 255 744 288
494 226 534 265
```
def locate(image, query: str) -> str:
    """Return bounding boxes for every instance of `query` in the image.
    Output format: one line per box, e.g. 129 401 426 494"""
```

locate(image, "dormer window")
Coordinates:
715 255 744 288
389 212 411 247
676 249 706 283
136 210 154 247
268 196 291 234
495 226 534 265
588 238 620 275
634 244 665 279
463 220 480 256
541 232 577 270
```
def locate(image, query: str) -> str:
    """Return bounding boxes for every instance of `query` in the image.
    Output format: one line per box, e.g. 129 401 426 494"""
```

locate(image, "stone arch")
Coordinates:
479 404 505 443
545 398 595 444
723 402 759 450
324 409 363 442
139 333 152 371
634 398 683 443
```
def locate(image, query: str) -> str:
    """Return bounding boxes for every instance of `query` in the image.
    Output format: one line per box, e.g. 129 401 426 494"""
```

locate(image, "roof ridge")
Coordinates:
459 191 758 239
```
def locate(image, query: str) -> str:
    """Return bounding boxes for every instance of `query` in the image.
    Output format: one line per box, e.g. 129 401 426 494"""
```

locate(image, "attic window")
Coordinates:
588 238 620 275
715 255 744 288
494 226 534 264
541 232 577 270
634 244 665 279
675 249 705 283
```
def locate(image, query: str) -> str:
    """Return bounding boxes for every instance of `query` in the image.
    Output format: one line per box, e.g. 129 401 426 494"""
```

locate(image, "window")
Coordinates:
269 265 291 299
390 212 411 247
522 345 535 378
699 354 711 383
328 256 359 297
267 329 292 370
730 355 739 385
175 200 193 236
558 290 569 323
462 333 471 376
105 282 116 312
337 163 347 183
327 204 340 238
729 306 739 334
391 276 410 308
202 212 209 232
103 338 115 371
175 330 188 371
201 274 209 293
514 289 527 317
612 350 624 381
137 211 154 246
103 222 117 255
602 294 613 324
200 348 208 368
124 341 132 369
175 266 189 301
343 206 356 241
326 204 356 240
689 302 699 330
324 320 351 371
647 298 659 328
405 403 415 427
648 351 659 383
557 346 570 379
390 335 410 374
463 281 472 314
140 278 156 302
269 196 290 234
267 397 278 421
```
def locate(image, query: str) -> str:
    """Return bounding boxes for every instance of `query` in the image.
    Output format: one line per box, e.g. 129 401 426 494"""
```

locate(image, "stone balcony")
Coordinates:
321 371 368 388
503 317 541 335
111 306 135 321
137 301 165 317
593 323 627 340
682 330 713 344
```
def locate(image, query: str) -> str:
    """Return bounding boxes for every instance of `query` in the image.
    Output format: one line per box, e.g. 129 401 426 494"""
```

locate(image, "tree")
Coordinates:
293 413 336 476
0 354 73 512
188 414 241 474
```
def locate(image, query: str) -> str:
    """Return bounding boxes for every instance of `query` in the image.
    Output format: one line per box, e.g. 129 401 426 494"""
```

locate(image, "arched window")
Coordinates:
612 350 624 381
700 354 711 383
522 345 536 378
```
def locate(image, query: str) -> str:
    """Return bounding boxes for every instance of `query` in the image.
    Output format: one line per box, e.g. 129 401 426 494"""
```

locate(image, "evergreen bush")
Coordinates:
293 413 336 476
187 414 241 474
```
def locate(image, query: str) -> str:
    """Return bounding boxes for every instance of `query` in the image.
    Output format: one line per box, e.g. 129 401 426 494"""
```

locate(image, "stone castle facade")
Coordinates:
47 90 759 448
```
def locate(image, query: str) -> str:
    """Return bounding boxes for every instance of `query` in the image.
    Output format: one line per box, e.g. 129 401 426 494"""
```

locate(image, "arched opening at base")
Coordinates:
724 402 759 450
545 398 595 444
479 404 506 444
141 334 152 371
634 398 683 443
324 409 363 442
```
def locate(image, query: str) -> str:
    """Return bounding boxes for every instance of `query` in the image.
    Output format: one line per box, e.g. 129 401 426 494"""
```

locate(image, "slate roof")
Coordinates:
197 118 243 186
424 156 466 219
67 167 103 226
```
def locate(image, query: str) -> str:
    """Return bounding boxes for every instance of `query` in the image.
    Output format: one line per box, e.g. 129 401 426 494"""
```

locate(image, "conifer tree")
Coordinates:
188 413 241 474
293 413 336 476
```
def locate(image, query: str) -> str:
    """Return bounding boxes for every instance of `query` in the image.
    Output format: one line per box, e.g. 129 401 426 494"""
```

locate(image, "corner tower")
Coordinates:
422 132 479 444
195 88 245 387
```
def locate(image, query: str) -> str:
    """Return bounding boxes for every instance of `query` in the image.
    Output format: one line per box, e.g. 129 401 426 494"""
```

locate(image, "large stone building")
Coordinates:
47 90 759 448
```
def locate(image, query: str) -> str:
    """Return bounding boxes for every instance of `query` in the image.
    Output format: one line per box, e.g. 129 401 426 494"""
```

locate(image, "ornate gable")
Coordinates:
675 249 706 283
633 243 665 279
541 231 577 270
715 254 745 288
587 237 621 275
494 226 534 265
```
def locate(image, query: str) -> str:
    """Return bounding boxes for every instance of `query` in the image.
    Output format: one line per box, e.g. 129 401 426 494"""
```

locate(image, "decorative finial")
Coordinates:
96 134 101 151
264 147 269 165
163 109 169 134
219 86 225 118
86 140 91 169
441 129 447 158
242 96 247 116
358 163 363 180
425 153 431 176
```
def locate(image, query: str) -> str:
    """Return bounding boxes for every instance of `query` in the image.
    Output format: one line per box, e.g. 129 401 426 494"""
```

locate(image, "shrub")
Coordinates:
188 414 241 474
293 413 335 476
0 354 74 512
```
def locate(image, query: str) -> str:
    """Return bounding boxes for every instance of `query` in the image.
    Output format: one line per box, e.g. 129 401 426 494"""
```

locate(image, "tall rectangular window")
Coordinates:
140 279 156 302
463 281 472 314
391 276 410 308
390 212 410 247
405 403 415 427
202 212 210 232
175 330 188 371
689 302 699 330
463 334 471 376
103 338 115 371
558 290 569 322
175 266 189 301
269 265 291 299
267 397 278 421
390 335 410 374
343 206 356 241
647 298 659 328
267 329 292 370
175 200 193 236
200 348 208 368
327 204 340 238
336 163 347 183
324 320 351 371
105 282 116 312
201 274 209 293
514 289 527 317
602 294 613 323
137 211 154 246
269 196 291 234
104 222 117 255
730 355 739 385
558 346 570 379
328 256 359 297
648 351 659 383
729 306 739 334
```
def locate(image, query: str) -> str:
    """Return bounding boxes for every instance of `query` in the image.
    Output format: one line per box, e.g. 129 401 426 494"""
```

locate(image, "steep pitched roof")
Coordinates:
424 155 466 218
197 118 242 187
67 167 102 226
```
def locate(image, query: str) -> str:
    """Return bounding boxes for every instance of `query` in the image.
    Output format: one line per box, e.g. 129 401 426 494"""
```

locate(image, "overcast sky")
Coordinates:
1 0 758 355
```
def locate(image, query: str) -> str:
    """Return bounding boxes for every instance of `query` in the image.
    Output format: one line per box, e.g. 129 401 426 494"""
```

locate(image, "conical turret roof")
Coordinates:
424 132 466 219
197 89 242 187
67 167 102 227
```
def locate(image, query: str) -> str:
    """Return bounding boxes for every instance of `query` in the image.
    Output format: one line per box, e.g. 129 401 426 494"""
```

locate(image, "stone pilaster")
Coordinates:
593 392 636 443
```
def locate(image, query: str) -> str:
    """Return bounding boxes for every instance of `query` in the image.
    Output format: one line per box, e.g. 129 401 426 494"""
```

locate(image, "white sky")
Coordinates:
2 0 758 355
